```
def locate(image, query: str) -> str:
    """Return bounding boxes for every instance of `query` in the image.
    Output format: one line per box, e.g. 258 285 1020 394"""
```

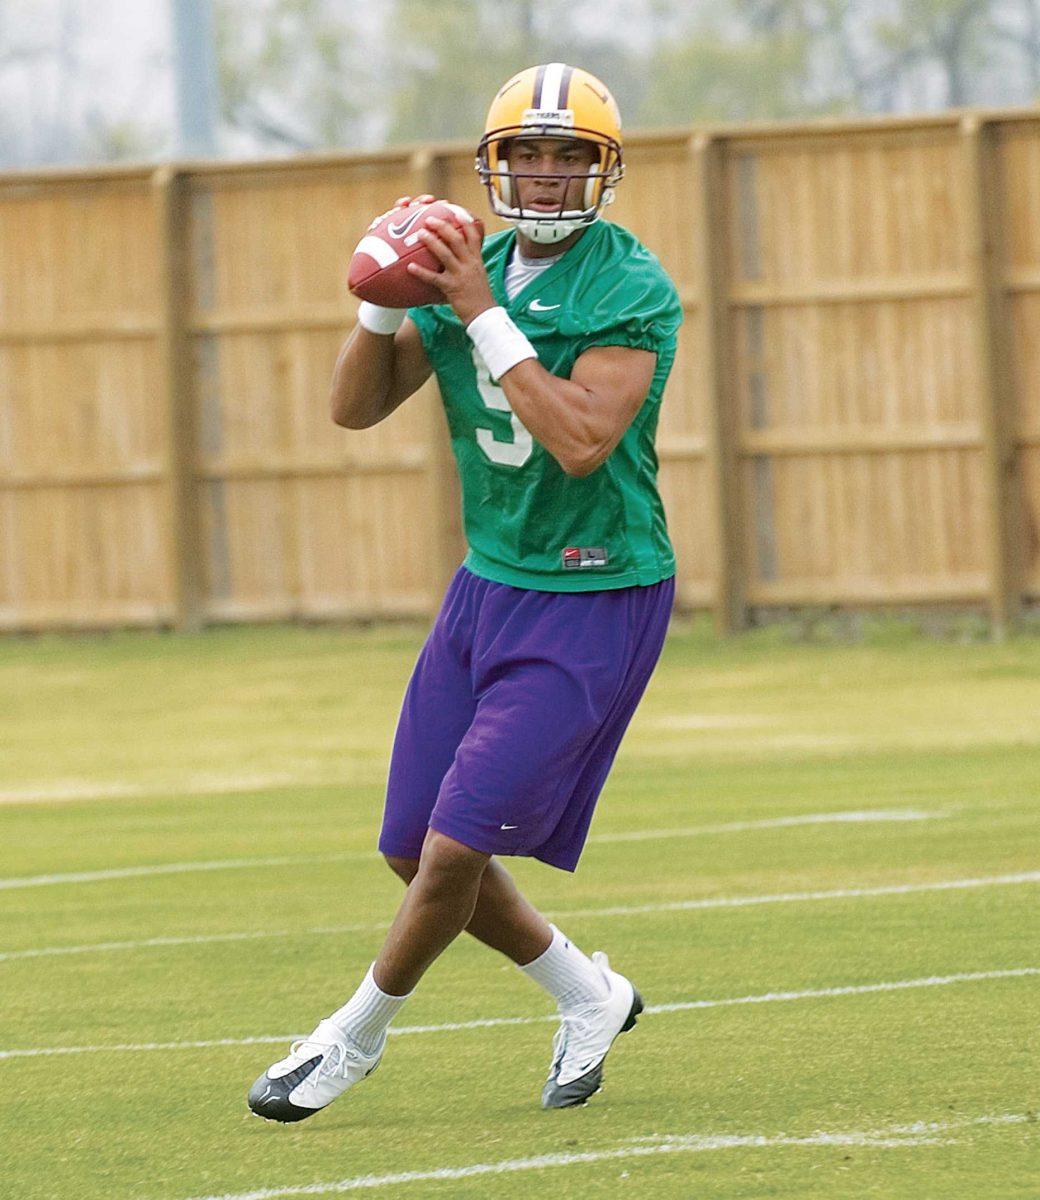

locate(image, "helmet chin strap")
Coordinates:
500 185 616 244
513 216 593 244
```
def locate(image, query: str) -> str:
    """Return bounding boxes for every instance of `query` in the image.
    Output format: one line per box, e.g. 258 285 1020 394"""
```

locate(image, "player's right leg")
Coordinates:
248 570 478 1123
249 827 492 1123
385 853 552 965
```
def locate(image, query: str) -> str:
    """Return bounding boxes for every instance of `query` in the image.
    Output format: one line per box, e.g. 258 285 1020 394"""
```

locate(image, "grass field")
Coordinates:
2 618 1038 1199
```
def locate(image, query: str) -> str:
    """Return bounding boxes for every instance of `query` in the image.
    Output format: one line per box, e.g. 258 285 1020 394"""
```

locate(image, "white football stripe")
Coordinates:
0 967 1035 1060
138 1114 1040 1198
2 867 1037 961
353 235 398 268
443 202 475 225
539 62 566 110
0 807 945 891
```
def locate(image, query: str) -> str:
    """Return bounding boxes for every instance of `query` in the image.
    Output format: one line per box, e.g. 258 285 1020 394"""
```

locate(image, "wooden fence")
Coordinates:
1 109 1038 633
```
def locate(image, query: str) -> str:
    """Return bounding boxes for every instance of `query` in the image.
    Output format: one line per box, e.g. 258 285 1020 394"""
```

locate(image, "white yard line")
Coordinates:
0 776 314 806
548 870 1040 920
0 808 946 891
3 869 1038 964
0 925 387 963
1 967 1035 1061
590 808 944 843
175 1113 1028 1200
0 852 371 890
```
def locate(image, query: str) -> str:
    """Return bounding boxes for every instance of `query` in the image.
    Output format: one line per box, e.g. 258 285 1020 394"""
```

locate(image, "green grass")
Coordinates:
1 619 1038 1199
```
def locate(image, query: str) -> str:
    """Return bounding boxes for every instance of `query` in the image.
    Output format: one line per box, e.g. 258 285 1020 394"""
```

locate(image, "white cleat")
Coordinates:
247 1018 383 1123
541 951 643 1109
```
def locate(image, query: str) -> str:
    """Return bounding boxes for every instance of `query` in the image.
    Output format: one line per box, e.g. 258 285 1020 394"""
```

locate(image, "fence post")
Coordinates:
691 134 746 633
153 165 204 631
960 116 1021 636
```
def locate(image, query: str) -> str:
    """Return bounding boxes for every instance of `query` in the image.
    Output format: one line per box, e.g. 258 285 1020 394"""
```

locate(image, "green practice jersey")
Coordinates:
408 219 683 592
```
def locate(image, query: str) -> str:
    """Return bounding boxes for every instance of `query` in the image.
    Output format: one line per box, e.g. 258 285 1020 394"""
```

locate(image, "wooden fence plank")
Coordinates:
1 116 1038 631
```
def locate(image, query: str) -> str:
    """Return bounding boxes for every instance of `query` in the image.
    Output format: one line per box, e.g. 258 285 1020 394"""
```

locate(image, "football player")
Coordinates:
249 63 682 1122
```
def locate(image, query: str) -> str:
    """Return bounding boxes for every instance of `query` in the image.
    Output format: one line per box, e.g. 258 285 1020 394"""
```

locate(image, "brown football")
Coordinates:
348 200 485 308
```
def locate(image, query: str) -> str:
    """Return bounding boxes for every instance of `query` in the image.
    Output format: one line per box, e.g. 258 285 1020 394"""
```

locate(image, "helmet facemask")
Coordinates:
476 128 624 245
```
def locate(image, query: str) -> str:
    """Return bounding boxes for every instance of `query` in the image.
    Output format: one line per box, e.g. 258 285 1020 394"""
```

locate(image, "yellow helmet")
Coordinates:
476 63 624 244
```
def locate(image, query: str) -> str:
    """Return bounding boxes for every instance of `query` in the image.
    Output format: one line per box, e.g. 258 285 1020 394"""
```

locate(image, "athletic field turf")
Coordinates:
2 619 1038 1199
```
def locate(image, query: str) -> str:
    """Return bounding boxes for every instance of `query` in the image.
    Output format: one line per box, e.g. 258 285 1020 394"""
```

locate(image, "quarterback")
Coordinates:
249 63 682 1121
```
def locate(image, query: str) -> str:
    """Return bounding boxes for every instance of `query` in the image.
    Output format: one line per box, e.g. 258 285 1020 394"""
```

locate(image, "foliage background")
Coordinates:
3 0 1040 168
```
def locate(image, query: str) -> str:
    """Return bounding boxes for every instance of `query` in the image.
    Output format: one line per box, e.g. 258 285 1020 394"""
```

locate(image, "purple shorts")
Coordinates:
378 566 674 872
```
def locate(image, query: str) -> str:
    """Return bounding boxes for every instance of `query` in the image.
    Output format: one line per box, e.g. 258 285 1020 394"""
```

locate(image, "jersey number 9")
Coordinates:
473 349 533 468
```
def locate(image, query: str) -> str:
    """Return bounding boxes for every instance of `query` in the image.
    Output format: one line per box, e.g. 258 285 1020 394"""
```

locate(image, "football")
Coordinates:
348 200 485 308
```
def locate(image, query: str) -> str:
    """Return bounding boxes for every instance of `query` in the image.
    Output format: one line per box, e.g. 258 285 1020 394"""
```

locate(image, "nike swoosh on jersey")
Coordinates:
529 299 560 311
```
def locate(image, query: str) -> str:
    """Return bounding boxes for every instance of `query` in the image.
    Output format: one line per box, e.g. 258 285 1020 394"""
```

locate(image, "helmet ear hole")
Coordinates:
582 147 609 209
582 173 596 209
492 139 513 206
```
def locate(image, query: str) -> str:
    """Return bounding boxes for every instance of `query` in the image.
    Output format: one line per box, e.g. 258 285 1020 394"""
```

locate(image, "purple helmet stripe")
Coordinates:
558 65 574 108
532 64 547 108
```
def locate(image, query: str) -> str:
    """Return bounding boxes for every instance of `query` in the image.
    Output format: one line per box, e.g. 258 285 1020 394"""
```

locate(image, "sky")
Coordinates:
1 0 387 163
0 0 174 162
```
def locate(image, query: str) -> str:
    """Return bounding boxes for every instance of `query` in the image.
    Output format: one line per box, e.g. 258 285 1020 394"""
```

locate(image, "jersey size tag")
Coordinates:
562 546 608 569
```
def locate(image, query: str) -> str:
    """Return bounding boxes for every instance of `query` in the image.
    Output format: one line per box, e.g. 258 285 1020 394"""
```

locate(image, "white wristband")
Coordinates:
465 306 537 381
358 301 406 336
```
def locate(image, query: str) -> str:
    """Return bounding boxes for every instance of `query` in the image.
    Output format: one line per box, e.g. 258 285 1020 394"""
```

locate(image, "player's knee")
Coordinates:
418 829 490 887
384 854 419 884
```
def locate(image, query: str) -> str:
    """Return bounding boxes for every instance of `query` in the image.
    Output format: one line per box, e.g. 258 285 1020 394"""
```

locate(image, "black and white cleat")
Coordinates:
248 1018 383 1123
541 952 644 1109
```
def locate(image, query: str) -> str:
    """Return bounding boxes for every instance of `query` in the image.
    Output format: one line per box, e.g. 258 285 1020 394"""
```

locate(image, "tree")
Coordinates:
874 0 993 107
383 0 647 146
0 0 159 167
385 0 538 145
215 0 372 152
640 31 823 125
991 0 1040 97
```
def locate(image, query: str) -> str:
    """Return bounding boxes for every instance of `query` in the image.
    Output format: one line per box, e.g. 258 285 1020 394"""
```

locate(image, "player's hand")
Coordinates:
409 216 495 327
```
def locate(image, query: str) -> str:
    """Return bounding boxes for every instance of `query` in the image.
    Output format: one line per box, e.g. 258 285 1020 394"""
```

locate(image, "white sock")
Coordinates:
519 924 610 1009
329 964 411 1056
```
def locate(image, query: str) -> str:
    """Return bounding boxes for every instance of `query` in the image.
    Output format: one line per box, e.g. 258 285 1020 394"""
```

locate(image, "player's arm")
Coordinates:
495 347 656 477
331 193 435 429
329 316 432 429
410 215 655 477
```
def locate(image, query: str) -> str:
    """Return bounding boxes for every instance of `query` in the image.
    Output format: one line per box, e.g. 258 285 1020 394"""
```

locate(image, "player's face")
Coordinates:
507 137 599 216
